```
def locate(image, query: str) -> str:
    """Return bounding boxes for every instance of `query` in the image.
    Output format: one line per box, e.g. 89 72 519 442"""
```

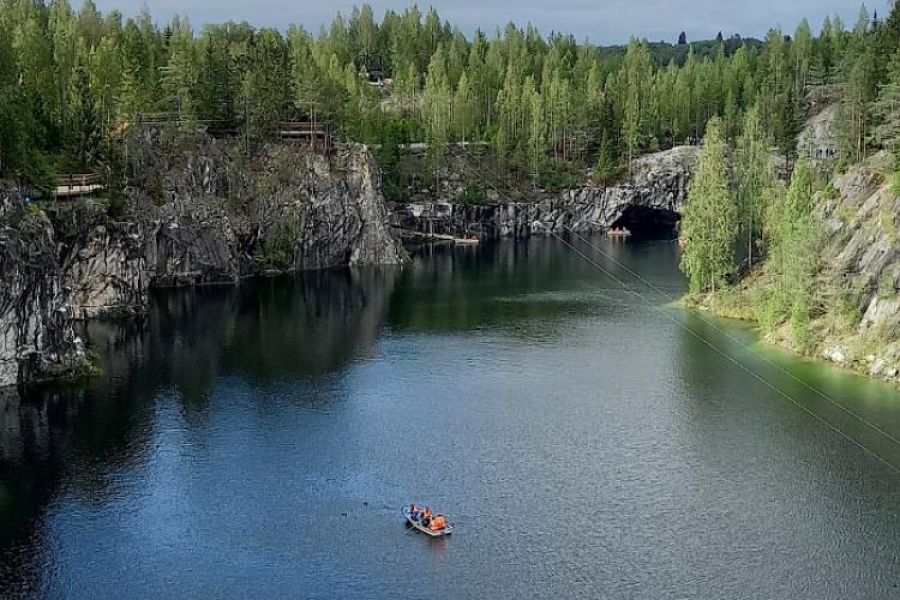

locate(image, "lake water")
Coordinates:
2 236 900 599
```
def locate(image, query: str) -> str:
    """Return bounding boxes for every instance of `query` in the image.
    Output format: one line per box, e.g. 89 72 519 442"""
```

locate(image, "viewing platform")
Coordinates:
50 173 105 199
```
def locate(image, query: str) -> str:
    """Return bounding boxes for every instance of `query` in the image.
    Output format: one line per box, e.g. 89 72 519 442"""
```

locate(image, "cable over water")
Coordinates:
533 223 900 474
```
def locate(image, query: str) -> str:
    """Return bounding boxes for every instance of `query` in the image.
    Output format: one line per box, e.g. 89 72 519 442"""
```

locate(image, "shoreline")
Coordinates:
678 292 900 389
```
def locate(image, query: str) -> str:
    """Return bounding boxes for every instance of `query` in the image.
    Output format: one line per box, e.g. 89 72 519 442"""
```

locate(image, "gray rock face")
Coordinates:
392 146 698 239
797 103 839 164
63 135 403 318
0 136 403 386
815 154 900 382
0 190 88 387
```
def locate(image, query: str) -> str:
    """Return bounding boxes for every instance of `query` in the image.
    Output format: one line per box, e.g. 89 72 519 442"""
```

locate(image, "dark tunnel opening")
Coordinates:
610 205 681 241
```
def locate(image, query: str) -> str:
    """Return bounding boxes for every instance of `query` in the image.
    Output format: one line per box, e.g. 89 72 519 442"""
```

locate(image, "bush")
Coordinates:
255 220 298 271
830 284 863 333
593 159 624 185
536 163 579 192
790 296 814 354
458 184 488 206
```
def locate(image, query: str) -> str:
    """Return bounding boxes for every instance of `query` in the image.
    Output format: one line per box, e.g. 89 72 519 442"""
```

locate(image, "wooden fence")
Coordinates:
52 173 105 199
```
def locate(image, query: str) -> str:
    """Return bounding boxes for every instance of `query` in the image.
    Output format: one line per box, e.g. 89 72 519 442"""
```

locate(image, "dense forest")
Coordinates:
0 0 896 193
679 2 900 354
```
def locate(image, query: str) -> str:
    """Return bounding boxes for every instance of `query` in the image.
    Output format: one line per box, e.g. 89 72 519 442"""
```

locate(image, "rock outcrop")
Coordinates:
0 134 404 386
60 133 403 318
391 146 698 239
813 154 900 382
0 190 88 387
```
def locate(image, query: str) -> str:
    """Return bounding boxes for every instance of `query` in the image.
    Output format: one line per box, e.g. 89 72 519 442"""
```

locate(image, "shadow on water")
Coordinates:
392 236 684 336
0 267 399 597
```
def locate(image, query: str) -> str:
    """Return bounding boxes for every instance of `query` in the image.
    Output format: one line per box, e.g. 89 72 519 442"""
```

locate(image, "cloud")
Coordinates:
87 0 875 44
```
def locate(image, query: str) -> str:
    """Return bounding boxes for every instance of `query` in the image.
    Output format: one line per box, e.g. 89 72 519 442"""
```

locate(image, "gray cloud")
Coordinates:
86 1 878 44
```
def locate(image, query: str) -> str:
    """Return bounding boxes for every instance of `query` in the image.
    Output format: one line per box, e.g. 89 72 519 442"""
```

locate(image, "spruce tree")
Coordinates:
735 105 777 267
69 66 102 169
680 117 738 293
873 47 900 155
768 160 820 349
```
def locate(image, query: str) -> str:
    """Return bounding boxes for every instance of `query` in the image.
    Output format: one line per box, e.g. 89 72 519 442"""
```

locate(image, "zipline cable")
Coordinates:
534 225 900 474
565 228 900 452
450 144 900 467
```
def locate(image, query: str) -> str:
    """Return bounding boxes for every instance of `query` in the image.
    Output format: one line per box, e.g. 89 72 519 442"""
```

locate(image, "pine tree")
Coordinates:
524 76 545 183
423 43 452 170
873 47 900 155
593 133 619 184
452 71 476 142
735 105 778 267
160 16 197 124
680 117 738 293
767 160 820 349
242 28 289 142
49 0 78 142
835 12 877 164
622 40 653 173
69 66 101 169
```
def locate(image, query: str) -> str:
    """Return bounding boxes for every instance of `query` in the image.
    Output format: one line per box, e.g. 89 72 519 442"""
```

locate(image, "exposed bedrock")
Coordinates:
391 146 698 240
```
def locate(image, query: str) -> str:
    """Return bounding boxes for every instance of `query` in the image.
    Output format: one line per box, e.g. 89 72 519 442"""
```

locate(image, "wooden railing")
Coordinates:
52 173 105 199
278 121 332 150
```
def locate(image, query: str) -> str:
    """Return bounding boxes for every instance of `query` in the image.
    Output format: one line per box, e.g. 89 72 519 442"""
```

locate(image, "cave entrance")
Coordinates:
610 205 681 240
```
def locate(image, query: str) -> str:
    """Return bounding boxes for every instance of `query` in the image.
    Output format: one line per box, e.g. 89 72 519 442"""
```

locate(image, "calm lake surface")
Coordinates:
2 236 900 599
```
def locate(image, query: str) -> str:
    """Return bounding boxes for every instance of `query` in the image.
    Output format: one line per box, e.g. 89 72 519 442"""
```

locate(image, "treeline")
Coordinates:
681 1 900 350
0 1 895 189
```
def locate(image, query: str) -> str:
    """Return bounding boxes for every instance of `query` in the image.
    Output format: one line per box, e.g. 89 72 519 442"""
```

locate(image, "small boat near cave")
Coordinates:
402 506 453 537
606 227 632 238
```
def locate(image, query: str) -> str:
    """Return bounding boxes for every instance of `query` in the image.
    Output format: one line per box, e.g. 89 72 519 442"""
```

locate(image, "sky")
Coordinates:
85 0 876 44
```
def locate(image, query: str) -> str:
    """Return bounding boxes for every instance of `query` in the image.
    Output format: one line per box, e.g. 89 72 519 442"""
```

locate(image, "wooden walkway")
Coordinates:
278 121 332 149
52 173 105 199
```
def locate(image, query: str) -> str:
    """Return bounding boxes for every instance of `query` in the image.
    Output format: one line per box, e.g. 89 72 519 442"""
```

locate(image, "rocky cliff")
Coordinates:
0 133 404 386
0 189 88 387
60 132 403 318
813 154 900 382
391 146 698 239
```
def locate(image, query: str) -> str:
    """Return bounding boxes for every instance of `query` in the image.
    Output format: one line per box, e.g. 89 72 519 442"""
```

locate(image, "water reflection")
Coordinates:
0 267 399 597
1 239 899 599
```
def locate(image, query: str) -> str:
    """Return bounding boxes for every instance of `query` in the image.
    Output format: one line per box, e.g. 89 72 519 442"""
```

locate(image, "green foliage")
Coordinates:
458 184 488 206
680 117 738 293
829 284 863 333
822 184 840 200
536 163 579 193
1 1 898 187
24 201 44 219
592 132 622 185
881 206 899 243
893 152 900 197
734 105 778 267
256 220 298 271
877 270 897 300
790 294 815 353
764 160 823 347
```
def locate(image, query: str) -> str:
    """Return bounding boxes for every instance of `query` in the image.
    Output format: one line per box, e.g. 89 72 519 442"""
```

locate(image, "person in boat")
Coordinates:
409 503 420 520
430 515 447 531
422 507 432 527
